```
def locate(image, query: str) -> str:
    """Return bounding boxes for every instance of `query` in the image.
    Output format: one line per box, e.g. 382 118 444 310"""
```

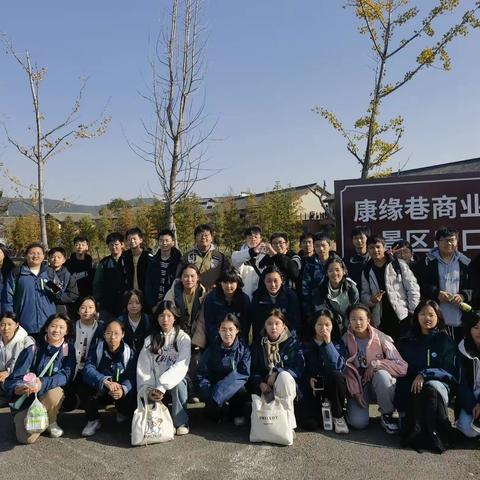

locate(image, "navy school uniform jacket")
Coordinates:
82 339 136 395
117 313 152 356
1 264 57 334
203 288 251 345
5 338 76 411
250 285 301 345
457 339 480 413
50 266 79 308
394 329 459 412
250 334 305 394
196 337 251 406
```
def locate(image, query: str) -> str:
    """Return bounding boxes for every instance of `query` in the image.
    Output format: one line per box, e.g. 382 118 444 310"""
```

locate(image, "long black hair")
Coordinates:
411 300 446 336
150 301 181 354
215 267 247 310
0 244 15 279
463 311 480 357
308 308 342 343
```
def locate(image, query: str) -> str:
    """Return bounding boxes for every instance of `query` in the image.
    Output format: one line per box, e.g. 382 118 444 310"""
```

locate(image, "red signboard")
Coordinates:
335 172 480 258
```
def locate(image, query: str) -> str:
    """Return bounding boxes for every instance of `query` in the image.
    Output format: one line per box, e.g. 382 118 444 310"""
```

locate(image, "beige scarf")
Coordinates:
261 328 290 371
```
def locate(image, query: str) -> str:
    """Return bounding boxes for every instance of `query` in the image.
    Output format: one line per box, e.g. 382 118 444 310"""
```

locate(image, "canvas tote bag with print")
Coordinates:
249 394 294 446
131 387 175 446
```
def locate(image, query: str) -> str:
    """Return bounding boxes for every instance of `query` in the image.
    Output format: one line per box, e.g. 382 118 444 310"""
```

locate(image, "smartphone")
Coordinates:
312 376 325 392
46 281 61 294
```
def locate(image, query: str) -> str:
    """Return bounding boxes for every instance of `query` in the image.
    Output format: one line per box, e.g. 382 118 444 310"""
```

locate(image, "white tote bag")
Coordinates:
249 394 293 446
131 388 175 446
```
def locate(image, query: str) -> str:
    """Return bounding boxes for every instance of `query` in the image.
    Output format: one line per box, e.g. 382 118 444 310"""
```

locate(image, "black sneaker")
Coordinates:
381 413 399 434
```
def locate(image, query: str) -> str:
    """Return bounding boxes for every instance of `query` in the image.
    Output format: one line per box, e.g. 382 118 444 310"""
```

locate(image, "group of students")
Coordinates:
0 223 478 453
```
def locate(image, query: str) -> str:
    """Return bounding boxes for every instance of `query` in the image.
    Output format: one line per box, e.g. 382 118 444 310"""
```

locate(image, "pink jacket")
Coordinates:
342 324 407 396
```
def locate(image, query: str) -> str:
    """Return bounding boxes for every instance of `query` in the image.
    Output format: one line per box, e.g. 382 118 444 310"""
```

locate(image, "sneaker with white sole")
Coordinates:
47 422 64 438
176 424 189 435
82 419 101 437
233 416 246 427
116 412 128 424
333 417 349 434
380 414 399 434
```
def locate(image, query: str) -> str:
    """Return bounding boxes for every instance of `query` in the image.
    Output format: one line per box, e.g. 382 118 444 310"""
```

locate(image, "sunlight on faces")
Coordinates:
157 309 176 334
271 236 288 255
78 299 96 323
470 321 480 347
0 249 5 263
181 267 198 290
265 315 286 342
104 321 124 350
264 272 282 296
0 317 18 343
394 247 413 264
196 230 212 251
127 234 142 251
74 241 89 255
246 233 262 249
314 240 330 260
352 234 367 253
301 238 314 256
327 261 345 288
219 319 239 348
158 234 175 253
221 280 237 297
127 294 142 317
349 308 370 336
46 318 68 345
314 315 332 341
417 305 439 334
367 242 385 261
49 252 66 270
438 235 457 257
26 247 44 268
108 240 124 257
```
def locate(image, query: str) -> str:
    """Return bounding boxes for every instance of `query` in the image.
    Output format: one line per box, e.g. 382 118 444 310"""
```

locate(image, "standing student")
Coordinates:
164 264 207 401
117 289 151 356
298 233 315 266
65 235 95 305
120 227 152 294
93 232 125 320
250 266 302 345
0 312 35 406
361 235 420 341
251 309 304 431
1 243 57 337
62 297 103 411
203 268 250 344
416 227 472 342
456 311 480 439
144 228 182 310
310 258 359 332
231 225 266 299
137 301 191 436
395 300 459 453
391 240 418 276
196 313 251 426
300 309 348 433
343 304 407 433
178 224 229 290
5 313 75 444
259 232 301 290
48 247 79 315
0 243 15 297
80 319 136 437
343 226 371 291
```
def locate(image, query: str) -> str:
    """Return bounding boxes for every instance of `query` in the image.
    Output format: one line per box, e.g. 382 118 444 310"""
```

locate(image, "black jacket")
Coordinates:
119 249 153 293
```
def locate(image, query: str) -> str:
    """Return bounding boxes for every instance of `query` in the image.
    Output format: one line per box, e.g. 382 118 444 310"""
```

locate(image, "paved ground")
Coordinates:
1 405 479 480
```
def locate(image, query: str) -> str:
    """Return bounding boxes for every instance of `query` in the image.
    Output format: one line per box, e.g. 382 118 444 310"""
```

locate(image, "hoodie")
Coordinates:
457 339 480 412
0 326 35 374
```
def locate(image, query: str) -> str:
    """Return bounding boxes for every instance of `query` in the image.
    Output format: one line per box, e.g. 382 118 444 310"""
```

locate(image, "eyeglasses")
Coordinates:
219 328 237 334
272 241 286 247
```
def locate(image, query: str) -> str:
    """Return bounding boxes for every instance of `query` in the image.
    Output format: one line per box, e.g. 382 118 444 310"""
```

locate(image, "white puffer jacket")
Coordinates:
361 258 420 327
231 246 265 300
136 329 191 394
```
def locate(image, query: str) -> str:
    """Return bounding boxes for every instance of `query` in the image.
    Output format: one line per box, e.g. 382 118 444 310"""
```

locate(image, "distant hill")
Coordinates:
2 197 157 217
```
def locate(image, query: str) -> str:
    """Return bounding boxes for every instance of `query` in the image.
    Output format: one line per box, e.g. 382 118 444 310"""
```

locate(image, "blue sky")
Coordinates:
1 1 479 205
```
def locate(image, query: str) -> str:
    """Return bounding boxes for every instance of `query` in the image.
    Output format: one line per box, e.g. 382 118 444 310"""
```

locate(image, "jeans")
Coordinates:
168 378 189 427
456 409 480 438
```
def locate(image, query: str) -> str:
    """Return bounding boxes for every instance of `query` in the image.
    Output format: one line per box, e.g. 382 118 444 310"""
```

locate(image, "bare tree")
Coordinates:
129 0 216 235
315 1 480 178
1 36 110 248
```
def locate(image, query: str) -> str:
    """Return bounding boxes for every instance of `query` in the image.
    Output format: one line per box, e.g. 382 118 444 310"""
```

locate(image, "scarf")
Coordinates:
261 328 290 371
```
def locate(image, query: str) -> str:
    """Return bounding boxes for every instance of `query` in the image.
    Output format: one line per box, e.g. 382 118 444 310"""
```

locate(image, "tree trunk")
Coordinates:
38 160 48 248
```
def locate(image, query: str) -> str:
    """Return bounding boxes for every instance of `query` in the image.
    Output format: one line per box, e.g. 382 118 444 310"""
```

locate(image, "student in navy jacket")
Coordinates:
196 313 251 425
48 247 79 315
80 319 136 437
117 289 151 357
456 311 480 439
251 308 304 430
203 268 251 345
250 266 301 345
300 309 349 433
5 313 75 444
1 243 57 337
395 300 459 453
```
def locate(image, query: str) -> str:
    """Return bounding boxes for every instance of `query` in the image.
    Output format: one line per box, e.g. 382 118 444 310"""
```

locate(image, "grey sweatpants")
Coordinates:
346 370 396 430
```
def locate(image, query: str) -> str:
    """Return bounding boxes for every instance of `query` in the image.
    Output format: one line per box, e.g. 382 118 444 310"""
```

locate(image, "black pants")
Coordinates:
186 346 203 398
303 371 347 419
203 387 250 421
62 373 83 411
78 382 136 421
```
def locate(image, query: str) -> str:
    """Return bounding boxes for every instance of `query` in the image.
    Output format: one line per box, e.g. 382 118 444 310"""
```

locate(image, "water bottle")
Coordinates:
321 399 333 430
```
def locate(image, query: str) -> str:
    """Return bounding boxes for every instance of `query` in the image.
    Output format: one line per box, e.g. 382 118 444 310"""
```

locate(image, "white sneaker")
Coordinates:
233 416 246 427
116 412 128 424
333 417 349 434
176 425 189 435
82 419 101 437
47 422 64 438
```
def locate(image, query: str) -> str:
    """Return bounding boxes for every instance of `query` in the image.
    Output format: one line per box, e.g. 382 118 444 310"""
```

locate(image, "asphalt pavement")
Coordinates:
1 405 479 480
